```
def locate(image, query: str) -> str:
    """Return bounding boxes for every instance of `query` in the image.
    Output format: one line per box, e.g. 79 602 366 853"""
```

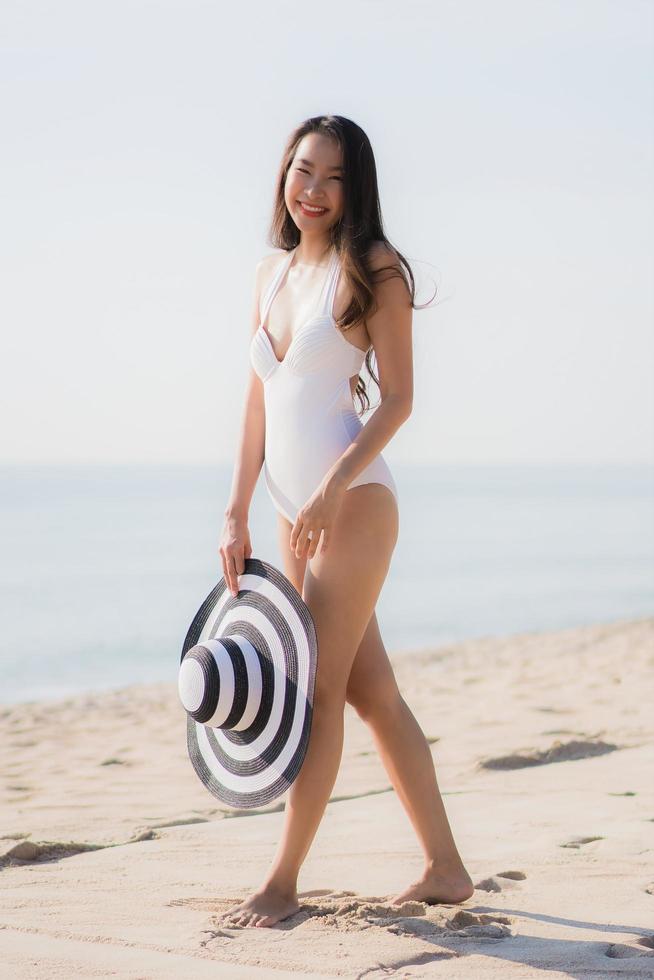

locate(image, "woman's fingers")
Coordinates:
290 505 331 559
289 518 301 554
231 553 244 596
294 523 315 559
219 517 251 598
220 548 240 597
296 524 328 560
307 528 323 559
224 555 236 596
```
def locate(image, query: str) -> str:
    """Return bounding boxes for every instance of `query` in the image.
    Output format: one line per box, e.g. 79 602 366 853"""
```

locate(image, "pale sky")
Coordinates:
1 0 652 466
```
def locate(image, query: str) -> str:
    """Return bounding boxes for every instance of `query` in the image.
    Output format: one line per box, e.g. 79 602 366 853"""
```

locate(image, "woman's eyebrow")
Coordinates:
296 157 344 172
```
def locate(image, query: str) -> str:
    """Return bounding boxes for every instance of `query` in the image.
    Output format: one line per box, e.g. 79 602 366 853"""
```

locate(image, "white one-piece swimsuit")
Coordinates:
249 245 399 525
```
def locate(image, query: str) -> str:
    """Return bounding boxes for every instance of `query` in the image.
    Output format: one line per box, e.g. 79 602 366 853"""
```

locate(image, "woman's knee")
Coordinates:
312 678 348 716
346 678 405 723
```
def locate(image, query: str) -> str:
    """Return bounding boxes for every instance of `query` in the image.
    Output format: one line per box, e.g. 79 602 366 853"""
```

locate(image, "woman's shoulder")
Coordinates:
254 249 290 299
258 248 289 272
258 248 290 281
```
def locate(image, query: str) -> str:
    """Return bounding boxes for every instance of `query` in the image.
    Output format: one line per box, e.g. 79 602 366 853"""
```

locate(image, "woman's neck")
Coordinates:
292 240 333 267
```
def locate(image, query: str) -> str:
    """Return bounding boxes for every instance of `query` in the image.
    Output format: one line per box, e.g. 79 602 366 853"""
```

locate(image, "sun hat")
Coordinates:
177 557 318 809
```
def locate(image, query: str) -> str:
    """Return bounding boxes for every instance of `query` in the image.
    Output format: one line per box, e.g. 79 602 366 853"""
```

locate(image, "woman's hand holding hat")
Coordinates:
219 513 252 597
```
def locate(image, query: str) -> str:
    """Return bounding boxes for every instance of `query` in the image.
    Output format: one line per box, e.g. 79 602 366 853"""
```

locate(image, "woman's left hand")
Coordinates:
289 473 347 559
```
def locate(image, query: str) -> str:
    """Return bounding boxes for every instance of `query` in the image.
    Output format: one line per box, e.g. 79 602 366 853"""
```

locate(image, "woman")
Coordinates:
218 115 473 928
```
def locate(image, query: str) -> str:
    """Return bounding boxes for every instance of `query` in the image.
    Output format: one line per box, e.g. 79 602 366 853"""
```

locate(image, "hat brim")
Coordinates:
180 557 318 809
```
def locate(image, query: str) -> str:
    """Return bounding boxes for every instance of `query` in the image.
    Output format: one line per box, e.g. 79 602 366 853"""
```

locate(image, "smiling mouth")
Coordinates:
297 201 329 214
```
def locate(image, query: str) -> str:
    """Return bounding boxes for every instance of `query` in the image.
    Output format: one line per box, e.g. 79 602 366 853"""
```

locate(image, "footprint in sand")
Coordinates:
479 738 619 770
446 909 515 938
474 870 526 892
606 935 654 958
0 829 159 867
560 835 604 849
540 728 582 736
533 706 574 715
385 908 514 940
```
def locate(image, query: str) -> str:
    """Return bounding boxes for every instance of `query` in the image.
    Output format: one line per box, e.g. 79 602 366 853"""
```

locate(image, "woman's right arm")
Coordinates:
219 258 268 597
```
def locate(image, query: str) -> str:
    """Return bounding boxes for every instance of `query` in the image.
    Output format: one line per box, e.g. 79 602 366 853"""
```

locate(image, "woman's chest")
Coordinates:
266 268 370 356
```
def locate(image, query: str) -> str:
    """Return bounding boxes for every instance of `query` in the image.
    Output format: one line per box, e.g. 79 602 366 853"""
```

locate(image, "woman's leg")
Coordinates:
345 612 474 904
219 484 399 928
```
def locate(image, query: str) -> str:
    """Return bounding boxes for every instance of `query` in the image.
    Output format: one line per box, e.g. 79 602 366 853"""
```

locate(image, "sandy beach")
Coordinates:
1 616 653 978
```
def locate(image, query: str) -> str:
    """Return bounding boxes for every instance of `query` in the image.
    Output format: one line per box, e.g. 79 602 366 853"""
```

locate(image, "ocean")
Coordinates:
1 463 652 705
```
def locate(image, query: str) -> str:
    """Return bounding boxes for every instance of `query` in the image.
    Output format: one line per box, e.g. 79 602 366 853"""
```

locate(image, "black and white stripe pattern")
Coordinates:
178 558 318 809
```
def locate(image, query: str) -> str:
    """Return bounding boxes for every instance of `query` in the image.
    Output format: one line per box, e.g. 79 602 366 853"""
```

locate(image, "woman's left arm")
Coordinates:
289 243 413 558
325 243 413 491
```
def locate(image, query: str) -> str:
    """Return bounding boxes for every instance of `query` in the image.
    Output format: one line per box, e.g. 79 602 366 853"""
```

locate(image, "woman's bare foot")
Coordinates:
219 884 301 929
390 862 475 906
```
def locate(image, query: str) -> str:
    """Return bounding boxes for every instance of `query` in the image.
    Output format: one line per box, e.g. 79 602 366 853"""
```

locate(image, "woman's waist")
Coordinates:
264 405 359 464
264 371 355 403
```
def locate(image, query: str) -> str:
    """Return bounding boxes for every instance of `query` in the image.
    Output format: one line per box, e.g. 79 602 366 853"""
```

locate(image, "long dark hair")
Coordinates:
267 114 436 415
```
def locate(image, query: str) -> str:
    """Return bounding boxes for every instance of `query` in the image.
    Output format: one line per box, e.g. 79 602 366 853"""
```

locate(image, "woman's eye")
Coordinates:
296 167 342 181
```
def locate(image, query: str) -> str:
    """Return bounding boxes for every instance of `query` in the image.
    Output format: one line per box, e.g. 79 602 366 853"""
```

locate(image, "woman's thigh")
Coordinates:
345 609 403 717
276 512 307 593
302 483 399 703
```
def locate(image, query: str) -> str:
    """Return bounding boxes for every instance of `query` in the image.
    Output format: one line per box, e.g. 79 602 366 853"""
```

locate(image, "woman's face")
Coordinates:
284 133 344 234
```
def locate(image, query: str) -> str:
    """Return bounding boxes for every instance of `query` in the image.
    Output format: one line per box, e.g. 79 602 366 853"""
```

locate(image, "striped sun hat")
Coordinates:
177 557 318 810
